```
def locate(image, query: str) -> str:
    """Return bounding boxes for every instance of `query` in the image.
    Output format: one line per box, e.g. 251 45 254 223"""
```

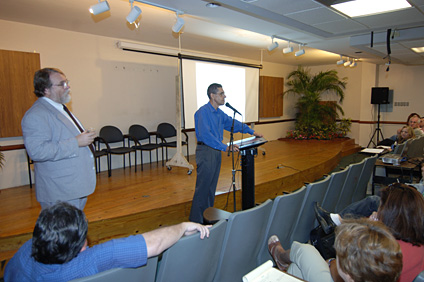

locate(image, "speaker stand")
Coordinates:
367 103 384 148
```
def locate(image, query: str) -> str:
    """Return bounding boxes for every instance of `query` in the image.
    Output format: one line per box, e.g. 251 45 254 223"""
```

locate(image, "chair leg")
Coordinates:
140 150 144 171
108 154 112 177
134 151 136 172
161 147 165 167
149 151 152 165
186 144 189 161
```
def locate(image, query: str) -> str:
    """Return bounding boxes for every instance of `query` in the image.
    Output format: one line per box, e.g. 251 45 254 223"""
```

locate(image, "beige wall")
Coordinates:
0 19 422 189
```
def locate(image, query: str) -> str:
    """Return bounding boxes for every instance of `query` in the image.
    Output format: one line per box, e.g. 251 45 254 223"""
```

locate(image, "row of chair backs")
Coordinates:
72 154 377 282
94 123 189 175
257 154 377 266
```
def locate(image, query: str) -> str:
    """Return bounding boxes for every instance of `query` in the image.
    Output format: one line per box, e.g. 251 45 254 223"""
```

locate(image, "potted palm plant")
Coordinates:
285 66 348 139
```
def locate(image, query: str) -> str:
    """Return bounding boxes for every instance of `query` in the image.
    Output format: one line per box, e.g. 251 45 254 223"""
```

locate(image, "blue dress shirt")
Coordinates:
195 102 254 151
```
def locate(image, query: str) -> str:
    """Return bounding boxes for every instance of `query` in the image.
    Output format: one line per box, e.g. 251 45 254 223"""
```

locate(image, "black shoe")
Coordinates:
314 202 336 235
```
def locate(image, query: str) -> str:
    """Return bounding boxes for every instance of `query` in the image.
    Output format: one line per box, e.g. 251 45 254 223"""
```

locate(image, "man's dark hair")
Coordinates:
33 68 64 97
31 202 88 264
207 83 222 99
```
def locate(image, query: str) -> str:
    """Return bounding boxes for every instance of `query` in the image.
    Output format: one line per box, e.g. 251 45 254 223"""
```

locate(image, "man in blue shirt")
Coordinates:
189 83 262 223
4 202 210 282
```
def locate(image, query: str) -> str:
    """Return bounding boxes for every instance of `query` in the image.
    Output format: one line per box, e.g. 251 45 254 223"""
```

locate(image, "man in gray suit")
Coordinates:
22 68 96 210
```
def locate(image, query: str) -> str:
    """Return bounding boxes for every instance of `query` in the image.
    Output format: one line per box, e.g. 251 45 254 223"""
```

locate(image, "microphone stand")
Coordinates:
228 111 237 212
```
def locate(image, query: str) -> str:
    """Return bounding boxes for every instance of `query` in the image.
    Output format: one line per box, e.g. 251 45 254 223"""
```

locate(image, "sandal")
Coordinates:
268 235 289 271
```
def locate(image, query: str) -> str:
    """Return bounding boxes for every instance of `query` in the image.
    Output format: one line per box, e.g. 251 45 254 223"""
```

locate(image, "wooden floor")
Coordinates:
0 138 357 268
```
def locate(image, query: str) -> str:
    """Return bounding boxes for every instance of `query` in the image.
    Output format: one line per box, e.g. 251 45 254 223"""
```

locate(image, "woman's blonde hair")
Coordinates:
335 218 403 282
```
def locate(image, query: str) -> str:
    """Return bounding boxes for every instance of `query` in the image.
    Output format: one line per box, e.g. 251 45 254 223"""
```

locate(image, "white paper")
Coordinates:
243 261 304 282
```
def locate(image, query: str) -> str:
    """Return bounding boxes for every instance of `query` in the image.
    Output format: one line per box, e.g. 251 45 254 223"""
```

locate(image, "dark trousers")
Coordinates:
189 145 222 223
340 195 381 218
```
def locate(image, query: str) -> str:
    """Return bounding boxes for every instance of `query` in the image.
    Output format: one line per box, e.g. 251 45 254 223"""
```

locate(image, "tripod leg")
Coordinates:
367 128 379 148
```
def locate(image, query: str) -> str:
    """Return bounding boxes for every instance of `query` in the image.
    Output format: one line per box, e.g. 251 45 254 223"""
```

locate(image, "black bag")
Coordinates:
310 225 336 260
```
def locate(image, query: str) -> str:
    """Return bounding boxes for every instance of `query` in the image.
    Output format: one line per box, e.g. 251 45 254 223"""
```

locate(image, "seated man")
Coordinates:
4 202 210 281
409 114 424 137
268 218 402 282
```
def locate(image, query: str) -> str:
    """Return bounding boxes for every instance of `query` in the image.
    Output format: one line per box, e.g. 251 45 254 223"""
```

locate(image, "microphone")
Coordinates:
225 102 241 115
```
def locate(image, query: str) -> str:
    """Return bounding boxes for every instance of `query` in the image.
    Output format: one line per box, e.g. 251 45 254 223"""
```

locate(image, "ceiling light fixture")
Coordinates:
331 0 411 18
283 42 293 54
411 47 424 53
350 59 357 67
267 36 279 51
336 55 345 65
295 44 305 56
89 0 110 15
206 3 221 8
172 13 185 33
344 57 352 66
127 0 142 25
134 1 185 33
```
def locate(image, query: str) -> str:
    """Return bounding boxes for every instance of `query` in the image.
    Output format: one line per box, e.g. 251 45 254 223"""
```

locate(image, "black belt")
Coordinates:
197 142 205 145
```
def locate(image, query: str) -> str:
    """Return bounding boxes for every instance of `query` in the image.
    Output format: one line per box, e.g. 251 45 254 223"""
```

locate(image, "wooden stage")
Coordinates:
0 138 359 273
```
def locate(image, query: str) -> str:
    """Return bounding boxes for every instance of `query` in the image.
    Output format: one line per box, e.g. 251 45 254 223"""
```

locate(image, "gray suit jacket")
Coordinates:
22 98 96 203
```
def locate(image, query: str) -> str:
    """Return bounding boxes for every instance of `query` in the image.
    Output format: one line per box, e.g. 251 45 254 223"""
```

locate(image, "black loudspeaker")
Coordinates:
371 87 390 104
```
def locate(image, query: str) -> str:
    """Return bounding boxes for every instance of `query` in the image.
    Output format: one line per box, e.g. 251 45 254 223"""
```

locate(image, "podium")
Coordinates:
231 137 267 210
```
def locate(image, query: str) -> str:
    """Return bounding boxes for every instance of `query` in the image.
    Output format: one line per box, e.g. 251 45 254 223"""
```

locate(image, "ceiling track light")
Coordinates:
283 41 293 54
172 13 185 33
127 0 142 25
350 60 357 67
133 1 185 32
267 36 279 51
89 0 110 15
336 55 345 65
344 57 352 67
295 44 305 56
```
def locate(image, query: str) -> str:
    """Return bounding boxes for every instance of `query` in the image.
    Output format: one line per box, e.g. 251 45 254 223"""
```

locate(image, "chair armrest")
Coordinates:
94 136 110 151
124 134 139 145
154 132 167 144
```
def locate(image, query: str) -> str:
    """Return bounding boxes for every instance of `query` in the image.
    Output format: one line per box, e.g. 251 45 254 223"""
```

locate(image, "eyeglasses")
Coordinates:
52 80 70 88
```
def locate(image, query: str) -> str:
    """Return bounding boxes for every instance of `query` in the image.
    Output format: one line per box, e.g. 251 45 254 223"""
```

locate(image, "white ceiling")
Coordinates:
0 0 423 66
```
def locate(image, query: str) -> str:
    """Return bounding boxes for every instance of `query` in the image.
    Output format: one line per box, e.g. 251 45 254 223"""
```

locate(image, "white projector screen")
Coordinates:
181 58 260 129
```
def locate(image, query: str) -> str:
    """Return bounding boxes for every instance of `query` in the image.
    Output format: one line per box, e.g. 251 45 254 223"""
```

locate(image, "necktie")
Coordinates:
63 105 95 155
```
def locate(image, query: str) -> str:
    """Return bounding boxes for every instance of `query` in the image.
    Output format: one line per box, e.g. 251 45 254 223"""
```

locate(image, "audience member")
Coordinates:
387 125 415 151
409 114 423 137
4 202 210 281
189 83 262 223
268 219 402 282
420 117 424 131
315 163 424 233
315 183 424 282
384 113 423 145
22 68 96 210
